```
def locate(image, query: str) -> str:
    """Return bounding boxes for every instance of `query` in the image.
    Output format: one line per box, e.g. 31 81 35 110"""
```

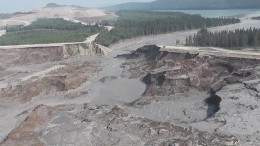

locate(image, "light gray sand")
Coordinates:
1 19 260 145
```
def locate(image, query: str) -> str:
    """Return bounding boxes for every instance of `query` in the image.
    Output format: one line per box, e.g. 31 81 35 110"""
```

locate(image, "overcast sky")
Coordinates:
0 0 154 13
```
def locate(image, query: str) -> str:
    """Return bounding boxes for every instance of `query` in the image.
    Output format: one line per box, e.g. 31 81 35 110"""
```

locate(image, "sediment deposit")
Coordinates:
1 19 260 146
120 45 260 145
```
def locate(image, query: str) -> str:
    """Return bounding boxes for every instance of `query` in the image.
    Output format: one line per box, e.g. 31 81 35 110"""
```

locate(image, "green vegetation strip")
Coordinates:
95 11 240 47
0 18 102 46
186 28 260 49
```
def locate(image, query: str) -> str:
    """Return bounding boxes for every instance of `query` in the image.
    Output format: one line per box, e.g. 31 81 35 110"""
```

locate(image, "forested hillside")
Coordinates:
186 28 260 48
96 11 240 46
0 18 102 46
107 0 260 10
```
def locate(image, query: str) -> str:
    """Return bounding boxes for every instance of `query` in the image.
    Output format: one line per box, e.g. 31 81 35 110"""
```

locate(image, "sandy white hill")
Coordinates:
0 5 107 28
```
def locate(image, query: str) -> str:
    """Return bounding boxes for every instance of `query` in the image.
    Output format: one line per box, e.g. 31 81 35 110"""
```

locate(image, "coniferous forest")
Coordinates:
186 28 260 49
0 11 241 46
96 11 240 47
0 18 102 46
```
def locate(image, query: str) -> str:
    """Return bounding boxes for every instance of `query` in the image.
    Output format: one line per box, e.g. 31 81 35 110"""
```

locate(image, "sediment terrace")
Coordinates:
3 5 260 146
0 41 111 55
159 45 260 59
0 43 109 101
120 45 260 145
0 41 108 141
1 20 260 145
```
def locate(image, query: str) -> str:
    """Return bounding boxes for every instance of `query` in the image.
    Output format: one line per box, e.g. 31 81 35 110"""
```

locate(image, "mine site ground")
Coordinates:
0 12 260 145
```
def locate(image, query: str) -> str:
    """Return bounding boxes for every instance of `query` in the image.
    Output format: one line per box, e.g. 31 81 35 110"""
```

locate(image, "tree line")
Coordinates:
186 28 260 49
96 11 240 47
0 18 102 46
5 18 99 32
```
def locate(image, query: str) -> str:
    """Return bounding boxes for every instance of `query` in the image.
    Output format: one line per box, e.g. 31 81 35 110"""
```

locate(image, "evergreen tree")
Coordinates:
187 28 260 49
96 11 240 47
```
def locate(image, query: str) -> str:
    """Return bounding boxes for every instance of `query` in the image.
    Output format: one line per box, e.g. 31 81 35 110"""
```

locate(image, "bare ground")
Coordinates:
0 19 260 146
0 6 114 28
119 44 260 146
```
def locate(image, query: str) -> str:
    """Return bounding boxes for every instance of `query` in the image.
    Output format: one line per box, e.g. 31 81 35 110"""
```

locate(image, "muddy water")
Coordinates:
107 19 260 123
2 19 260 142
0 46 146 141
205 93 222 119
87 45 146 106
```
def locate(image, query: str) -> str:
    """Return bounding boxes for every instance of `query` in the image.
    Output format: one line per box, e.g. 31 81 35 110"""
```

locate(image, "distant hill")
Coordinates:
106 0 260 10
45 3 64 8
45 3 84 9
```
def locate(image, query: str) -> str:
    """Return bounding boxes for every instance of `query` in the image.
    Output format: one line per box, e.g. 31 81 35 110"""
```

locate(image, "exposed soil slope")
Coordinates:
1 19 260 146
120 45 260 145
0 104 239 146
0 6 111 29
